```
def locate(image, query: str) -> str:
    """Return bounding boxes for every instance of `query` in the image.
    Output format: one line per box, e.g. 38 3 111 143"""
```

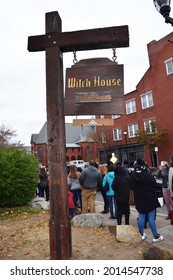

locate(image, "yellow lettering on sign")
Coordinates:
67 76 121 89
93 76 121 87
68 78 91 88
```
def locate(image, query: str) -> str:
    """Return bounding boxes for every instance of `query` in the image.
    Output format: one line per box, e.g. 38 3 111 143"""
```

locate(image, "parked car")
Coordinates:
68 160 88 170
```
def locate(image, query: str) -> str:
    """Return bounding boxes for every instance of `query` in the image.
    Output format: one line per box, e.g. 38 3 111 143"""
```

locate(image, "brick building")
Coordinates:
31 122 97 167
97 31 173 166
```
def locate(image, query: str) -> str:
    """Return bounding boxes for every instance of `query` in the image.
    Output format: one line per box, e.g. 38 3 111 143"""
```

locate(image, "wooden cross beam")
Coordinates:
27 11 129 260
28 24 129 52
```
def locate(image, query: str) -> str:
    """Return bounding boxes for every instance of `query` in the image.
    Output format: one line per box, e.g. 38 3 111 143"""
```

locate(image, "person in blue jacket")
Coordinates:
102 164 117 219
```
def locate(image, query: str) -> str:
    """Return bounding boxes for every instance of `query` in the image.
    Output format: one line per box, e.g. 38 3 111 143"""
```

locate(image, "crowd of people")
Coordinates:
37 156 173 243
67 155 173 243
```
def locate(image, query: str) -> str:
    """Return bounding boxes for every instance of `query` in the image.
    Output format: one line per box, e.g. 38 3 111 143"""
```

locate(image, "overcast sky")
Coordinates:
0 0 172 146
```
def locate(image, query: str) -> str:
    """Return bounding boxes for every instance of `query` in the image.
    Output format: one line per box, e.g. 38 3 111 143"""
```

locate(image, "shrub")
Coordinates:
0 146 39 207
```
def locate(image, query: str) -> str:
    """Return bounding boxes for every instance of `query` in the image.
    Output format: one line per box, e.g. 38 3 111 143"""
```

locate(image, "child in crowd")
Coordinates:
68 188 76 218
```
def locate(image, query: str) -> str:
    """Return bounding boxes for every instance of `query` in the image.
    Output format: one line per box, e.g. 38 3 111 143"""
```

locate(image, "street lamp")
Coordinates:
124 130 129 166
153 0 173 25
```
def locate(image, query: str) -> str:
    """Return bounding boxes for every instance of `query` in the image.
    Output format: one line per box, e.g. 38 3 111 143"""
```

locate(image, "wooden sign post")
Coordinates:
28 11 129 260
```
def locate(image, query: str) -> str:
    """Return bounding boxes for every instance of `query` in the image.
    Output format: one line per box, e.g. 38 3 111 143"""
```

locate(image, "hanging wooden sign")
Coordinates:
64 58 124 115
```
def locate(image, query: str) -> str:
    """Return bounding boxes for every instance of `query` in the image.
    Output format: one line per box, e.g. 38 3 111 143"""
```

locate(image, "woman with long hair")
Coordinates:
67 164 82 209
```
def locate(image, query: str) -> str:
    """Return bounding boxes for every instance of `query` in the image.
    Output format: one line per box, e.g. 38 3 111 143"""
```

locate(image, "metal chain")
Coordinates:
112 48 117 63
73 50 78 64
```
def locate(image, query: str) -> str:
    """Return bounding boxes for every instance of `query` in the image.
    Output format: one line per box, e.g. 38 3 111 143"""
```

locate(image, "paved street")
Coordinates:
96 190 167 215
96 191 173 246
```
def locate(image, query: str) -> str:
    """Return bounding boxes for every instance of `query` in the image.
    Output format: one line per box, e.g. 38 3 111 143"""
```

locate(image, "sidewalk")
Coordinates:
95 200 173 246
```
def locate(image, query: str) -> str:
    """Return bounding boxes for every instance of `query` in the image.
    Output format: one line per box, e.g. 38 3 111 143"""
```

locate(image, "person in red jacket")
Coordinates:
68 190 76 218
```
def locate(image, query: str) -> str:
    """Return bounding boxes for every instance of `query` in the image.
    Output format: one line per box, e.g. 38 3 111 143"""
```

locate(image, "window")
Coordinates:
141 91 153 109
113 128 122 141
126 99 136 114
128 123 138 138
112 114 120 119
144 118 156 133
165 58 173 75
100 115 104 119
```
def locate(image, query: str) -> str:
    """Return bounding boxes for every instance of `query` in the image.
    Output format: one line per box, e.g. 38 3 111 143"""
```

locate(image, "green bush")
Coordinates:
0 146 39 207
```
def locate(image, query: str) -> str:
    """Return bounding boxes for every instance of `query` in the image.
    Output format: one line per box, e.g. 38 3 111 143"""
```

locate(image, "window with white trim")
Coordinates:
100 115 104 119
141 91 153 109
113 128 122 141
112 114 120 119
144 118 156 133
126 99 136 114
164 58 173 75
128 123 138 138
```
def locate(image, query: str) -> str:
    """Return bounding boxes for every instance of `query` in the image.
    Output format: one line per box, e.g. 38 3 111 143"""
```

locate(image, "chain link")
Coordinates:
112 48 117 63
73 50 78 64
73 49 117 64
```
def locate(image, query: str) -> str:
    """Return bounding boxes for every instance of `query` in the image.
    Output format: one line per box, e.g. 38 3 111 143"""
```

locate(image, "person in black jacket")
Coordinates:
38 167 49 201
112 165 130 225
131 159 163 243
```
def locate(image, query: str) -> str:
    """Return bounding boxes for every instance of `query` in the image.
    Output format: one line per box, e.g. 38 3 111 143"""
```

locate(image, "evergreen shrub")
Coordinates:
0 146 38 207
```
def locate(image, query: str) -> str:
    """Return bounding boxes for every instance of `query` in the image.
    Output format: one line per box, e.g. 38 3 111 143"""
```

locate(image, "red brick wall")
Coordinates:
66 146 83 162
96 32 173 166
31 141 98 166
